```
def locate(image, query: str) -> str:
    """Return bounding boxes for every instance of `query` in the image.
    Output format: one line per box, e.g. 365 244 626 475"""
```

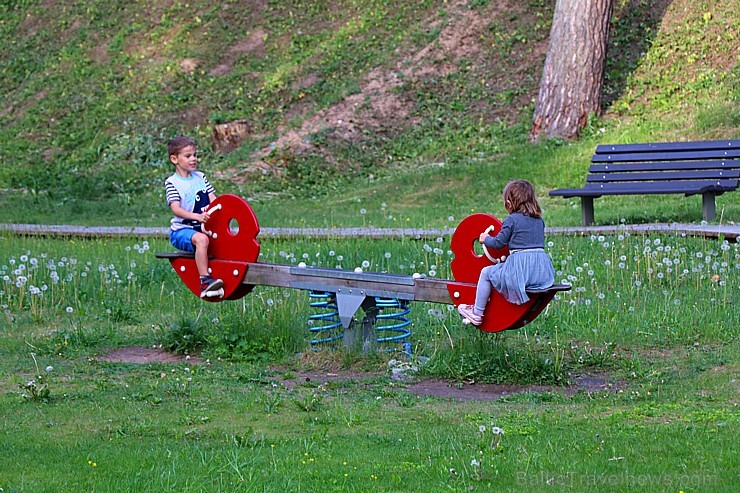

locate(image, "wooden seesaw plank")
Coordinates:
242 262 454 304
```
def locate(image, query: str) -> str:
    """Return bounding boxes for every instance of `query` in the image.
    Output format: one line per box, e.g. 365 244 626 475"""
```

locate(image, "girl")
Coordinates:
458 180 555 325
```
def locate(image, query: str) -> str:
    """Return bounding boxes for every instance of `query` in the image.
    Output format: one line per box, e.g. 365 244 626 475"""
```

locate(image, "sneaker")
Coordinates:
200 276 224 298
457 304 483 325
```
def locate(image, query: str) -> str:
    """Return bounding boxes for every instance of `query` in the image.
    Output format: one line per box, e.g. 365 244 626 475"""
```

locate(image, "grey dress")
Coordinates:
474 213 555 311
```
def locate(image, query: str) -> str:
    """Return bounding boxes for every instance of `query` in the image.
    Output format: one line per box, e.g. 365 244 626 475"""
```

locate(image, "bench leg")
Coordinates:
702 193 716 222
580 197 595 226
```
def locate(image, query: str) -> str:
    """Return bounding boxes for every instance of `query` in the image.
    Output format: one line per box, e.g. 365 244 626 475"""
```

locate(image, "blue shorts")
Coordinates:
170 228 197 253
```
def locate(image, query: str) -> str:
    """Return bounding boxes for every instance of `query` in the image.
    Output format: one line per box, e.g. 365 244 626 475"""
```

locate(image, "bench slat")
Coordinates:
590 160 740 173
551 179 738 198
592 149 740 163
586 169 740 183
595 140 740 154
582 179 738 195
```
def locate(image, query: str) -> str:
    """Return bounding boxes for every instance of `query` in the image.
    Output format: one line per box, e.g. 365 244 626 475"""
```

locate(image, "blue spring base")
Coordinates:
308 292 411 349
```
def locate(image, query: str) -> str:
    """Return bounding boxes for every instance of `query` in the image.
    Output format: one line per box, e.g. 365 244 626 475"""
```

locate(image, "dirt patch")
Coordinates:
277 369 378 390
95 348 621 401
272 367 622 401
97 346 203 365
406 373 622 401
220 0 541 184
209 28 269 76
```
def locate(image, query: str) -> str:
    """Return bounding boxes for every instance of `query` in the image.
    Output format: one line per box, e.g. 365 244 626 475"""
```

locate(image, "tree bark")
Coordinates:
531 0 614 141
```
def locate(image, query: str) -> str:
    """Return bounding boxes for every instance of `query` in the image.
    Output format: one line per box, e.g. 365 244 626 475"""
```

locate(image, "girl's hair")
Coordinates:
503 180 542 218
167 135 196 158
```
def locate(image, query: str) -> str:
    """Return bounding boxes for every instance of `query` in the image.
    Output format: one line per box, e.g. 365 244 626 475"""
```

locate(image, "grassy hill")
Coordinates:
0 0 737 227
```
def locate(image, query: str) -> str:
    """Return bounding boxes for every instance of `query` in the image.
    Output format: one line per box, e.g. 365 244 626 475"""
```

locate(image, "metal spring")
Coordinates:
307 291 343 345
374 297 411 344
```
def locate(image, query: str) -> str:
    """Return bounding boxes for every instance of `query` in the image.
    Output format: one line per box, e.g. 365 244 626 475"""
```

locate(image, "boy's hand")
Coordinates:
196 212 211 223
479 232 488 243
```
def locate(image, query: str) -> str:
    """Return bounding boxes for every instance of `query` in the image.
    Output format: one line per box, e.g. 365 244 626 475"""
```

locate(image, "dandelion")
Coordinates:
360 208 366 215
490 426 504 449
384 252 391 259
361 260 370 268
66 307 73 313
471 459 480 467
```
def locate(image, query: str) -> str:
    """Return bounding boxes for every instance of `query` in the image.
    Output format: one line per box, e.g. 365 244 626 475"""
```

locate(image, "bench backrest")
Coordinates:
586 140 740 188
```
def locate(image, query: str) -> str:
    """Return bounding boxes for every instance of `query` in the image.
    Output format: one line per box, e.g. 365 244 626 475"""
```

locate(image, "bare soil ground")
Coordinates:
97 347 621 401
97 346 204 365
217 0 550 183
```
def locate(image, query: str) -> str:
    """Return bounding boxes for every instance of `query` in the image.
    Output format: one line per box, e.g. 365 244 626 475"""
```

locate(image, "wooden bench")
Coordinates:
549 139 740 226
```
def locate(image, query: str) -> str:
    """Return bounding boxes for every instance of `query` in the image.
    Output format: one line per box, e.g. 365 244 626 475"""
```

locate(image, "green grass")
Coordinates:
0 2 738 490
0 231 737 491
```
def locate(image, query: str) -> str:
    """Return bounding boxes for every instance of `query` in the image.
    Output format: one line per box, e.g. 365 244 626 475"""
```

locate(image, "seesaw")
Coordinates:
156 195 570 341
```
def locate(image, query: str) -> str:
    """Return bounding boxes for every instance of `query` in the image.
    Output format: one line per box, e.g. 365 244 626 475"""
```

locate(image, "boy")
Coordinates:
165 136 224 297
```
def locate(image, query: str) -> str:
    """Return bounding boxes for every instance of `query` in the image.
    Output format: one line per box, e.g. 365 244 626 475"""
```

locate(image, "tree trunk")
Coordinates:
531 0 614 141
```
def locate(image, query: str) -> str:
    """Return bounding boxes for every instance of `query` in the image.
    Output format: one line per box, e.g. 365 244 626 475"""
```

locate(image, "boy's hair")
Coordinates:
503 180 542 218
167 136 197 159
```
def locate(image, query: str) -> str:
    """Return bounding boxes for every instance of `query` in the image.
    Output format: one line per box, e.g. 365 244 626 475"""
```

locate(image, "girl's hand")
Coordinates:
479 232 488 244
